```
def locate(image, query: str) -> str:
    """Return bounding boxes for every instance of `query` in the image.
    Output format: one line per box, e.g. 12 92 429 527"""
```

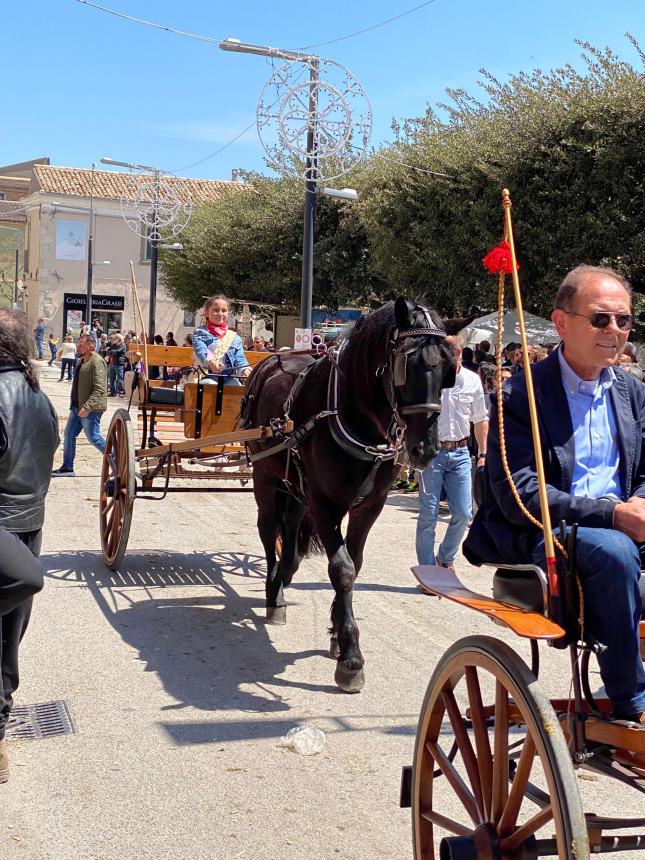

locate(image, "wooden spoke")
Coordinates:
498 805 554 852
497 734 536 837
465 665 493 822
441 689 485 822
491 679 509 824
426 740 480 825
420 809 470 836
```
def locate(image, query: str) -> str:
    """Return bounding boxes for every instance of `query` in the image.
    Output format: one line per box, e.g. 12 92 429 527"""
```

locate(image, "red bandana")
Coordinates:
206 320 229 339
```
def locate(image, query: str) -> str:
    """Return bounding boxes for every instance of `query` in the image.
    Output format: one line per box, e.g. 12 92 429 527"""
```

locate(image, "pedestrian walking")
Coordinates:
47 332 59 365
33 318 45 359
51 333 107 477
415 333 488 586
57 335 76 382
0 309 59 782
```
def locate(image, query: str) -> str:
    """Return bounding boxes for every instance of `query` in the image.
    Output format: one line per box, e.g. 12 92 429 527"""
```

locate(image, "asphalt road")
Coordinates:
1 362 641 859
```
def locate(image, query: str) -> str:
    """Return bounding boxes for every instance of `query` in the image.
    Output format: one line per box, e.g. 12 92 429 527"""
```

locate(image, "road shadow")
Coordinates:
42 550 342 724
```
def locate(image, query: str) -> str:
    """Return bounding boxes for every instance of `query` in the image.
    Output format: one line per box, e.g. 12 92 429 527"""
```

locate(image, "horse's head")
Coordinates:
390 297 474 470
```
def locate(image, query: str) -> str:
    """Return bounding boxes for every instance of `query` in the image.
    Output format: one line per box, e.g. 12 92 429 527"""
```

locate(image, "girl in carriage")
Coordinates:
192 295 251 385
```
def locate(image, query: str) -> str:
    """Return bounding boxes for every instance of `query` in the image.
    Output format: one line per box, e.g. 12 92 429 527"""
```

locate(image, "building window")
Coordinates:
140 228 152 263
0 192 5 200
183 310 195 327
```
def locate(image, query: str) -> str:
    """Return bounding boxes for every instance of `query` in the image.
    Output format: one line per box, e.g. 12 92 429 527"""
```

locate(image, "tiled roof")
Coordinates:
33 165 247 204
0 200 26 223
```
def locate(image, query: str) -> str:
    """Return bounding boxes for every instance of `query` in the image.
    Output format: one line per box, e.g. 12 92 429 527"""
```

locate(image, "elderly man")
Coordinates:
0 309 59 781
465 264 645 724
52 333 107 477
416 334 488 581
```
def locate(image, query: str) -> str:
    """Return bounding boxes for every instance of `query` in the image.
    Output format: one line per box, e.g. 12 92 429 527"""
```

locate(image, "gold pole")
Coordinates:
129 261 148 374
501 189 559 596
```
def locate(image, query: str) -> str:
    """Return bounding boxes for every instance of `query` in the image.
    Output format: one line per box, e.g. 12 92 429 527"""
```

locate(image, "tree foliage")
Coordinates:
162 38 645 323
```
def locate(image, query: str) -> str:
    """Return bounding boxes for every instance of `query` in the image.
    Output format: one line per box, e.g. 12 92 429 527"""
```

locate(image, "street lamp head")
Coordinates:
219 37 313 62
159 243 184 251
319 187 358 202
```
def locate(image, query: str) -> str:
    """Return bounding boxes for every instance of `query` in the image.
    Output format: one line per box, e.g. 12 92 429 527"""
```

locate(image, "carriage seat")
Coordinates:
491 564 548 614
147 385 184 406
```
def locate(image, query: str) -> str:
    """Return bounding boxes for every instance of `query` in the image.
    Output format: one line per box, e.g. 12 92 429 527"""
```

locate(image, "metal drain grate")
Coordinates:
6 700 75 740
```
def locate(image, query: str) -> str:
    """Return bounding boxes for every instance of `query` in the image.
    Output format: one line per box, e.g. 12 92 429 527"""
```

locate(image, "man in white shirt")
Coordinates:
416 334 489 579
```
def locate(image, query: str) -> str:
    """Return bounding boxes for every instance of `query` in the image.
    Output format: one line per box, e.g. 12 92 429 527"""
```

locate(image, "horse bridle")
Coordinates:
384 314 448 425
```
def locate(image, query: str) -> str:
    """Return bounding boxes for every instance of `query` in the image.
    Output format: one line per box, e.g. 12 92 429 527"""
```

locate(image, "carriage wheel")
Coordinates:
99 409 135 570
412 635 589 860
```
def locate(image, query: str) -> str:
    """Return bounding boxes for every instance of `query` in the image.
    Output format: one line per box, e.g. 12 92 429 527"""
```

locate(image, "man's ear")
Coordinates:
443 314 477 335
551 309 567 338
394 297 411 330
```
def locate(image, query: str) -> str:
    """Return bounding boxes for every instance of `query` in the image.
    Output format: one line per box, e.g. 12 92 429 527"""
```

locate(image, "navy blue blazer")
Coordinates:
463 349 645 567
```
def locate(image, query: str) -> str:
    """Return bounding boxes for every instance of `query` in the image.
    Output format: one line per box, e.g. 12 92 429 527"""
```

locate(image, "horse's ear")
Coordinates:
443 313 477 335
394 297 411 329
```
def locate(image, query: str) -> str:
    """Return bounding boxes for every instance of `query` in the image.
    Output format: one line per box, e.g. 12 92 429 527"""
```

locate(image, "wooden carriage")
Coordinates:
99 342 278 569
400 558 645 859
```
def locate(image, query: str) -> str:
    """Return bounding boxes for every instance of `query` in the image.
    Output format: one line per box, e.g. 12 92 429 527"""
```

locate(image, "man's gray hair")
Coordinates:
82 333 97 350
554 265 631 311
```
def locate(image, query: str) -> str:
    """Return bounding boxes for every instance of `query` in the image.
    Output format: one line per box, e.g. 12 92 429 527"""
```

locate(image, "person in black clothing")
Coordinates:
106 333 127 397
165 332 178 347
0 309 59 782
0 527 44 783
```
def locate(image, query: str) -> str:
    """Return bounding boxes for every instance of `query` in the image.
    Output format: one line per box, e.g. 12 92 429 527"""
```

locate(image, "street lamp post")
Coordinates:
100 157 161 338
100 157 190 340
219 40 362 332
220 39 320 330
86 163 96 327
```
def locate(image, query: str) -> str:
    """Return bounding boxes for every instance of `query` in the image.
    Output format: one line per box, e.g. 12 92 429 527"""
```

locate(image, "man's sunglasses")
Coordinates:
564 310 634 331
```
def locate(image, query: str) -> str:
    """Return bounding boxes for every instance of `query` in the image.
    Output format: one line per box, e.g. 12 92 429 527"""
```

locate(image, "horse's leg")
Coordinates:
329 496 386 659
310 501 365 693
266 492 306 625
255 481 283 623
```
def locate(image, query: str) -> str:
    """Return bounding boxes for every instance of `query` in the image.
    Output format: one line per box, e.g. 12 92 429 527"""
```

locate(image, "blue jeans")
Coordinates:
62 407 106 469
531 527 645 715
109 364 125 396
35 337 44 360
416 447 472 566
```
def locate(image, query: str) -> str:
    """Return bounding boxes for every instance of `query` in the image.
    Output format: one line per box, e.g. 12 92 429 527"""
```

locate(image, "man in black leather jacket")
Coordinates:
0 309 59 781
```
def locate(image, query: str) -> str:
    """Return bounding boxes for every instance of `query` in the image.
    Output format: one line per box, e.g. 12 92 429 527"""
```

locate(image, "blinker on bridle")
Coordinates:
390 324 448 416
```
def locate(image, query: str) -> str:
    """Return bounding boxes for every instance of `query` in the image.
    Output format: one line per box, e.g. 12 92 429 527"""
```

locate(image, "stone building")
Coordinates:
6 160 245 340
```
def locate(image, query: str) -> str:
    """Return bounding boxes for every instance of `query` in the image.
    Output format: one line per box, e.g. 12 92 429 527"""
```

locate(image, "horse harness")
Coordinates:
245 311 447 504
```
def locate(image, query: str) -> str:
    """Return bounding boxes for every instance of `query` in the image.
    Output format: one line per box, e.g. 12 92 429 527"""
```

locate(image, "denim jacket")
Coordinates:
192 326 249 377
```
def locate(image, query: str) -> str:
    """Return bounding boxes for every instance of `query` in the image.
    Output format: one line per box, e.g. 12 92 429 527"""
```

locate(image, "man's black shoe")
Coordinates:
51 466 76 477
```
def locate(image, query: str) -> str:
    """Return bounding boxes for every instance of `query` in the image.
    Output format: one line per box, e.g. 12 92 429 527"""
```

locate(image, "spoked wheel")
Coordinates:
100 408 135 570
412 635 589 860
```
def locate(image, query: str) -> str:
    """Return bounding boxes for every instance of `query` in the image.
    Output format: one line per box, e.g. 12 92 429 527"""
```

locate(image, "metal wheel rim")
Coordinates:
99 408 135 569
412 635 589 860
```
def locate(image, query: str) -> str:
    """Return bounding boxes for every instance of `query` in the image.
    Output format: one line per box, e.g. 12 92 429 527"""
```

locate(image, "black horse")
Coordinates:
242 298 471 692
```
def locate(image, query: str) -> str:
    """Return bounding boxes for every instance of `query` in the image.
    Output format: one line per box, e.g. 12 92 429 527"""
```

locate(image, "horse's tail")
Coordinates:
297 510 323 558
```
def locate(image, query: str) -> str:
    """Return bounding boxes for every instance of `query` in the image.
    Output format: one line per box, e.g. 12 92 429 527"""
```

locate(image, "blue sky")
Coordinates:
4 1 644 180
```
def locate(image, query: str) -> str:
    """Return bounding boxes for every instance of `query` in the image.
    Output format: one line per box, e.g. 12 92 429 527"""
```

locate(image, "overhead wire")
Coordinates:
76 0 447 178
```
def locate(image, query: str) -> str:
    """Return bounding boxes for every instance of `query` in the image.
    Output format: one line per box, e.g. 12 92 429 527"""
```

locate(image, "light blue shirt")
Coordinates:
558 347 622 500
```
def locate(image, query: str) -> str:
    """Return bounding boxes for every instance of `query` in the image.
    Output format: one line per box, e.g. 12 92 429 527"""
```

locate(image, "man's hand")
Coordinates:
613 496 645 542
78 407 89 418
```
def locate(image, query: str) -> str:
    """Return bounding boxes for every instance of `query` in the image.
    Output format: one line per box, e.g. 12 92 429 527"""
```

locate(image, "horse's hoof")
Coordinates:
334 662 365 693
329 639 341 659
266 606 287 625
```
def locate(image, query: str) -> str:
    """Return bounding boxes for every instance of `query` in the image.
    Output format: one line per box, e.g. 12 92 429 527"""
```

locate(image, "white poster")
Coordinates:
56 219 87 261
294 328 312 350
